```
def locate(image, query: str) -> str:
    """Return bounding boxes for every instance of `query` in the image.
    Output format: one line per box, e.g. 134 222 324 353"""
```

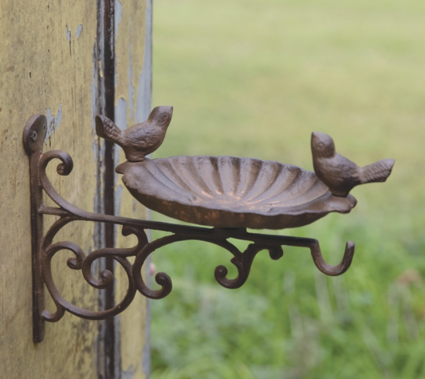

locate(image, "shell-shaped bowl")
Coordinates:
116 156 357 229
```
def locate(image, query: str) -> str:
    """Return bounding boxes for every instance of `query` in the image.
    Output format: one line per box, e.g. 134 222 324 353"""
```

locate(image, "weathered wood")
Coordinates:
0 0 99 376
0 0 151 377
114 1 152 377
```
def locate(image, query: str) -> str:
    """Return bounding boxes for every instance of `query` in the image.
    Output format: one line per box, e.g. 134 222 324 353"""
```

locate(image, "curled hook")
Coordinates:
310 240 355 276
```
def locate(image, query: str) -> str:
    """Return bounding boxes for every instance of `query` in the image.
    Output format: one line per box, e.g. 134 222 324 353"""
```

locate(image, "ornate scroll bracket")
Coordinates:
24 115 355 343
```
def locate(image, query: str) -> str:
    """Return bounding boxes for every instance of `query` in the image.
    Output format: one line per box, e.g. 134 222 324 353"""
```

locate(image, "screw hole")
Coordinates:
31 131 38 141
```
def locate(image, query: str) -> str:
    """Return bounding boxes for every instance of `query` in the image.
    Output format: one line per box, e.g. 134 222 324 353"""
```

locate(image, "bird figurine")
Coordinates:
311 131 395 197
95 106 173 162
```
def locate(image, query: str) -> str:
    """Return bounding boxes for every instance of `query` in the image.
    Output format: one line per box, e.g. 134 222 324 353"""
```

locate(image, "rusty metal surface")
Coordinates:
311 131 395 197
95 112 365 229
95 106 173 162
116 156 357 229
23 114 48 343
24 114 356 342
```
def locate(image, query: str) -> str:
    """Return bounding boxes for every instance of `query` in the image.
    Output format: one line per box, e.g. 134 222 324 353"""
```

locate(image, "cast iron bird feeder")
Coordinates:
24 107 394 342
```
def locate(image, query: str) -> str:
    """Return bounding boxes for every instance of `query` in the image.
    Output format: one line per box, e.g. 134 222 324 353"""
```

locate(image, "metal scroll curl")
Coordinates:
39 150 85 216
41 222 148 321
214 243 284 289
132 235 284 300
33 149 148 321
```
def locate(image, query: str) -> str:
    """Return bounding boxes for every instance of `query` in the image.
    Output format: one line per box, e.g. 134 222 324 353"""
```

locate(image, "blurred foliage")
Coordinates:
148 0 425 377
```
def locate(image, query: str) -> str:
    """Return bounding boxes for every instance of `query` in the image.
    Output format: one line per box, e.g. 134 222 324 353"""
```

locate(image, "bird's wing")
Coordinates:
327 154 361 185
125 125 163 149
142 129 164 147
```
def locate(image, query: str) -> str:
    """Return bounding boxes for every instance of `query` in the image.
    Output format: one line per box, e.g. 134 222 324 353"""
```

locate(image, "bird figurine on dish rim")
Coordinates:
311 131 395 197
95 106 173 162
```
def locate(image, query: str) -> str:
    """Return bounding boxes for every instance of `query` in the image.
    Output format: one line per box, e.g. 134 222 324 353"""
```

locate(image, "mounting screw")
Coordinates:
31 131 38 141
43 124 46 131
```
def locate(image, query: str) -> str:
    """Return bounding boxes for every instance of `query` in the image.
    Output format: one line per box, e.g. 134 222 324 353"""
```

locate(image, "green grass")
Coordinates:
149 1 425 377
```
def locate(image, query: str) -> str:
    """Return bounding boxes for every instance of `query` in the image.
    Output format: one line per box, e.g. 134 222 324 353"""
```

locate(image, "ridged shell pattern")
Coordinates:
117 156 356 229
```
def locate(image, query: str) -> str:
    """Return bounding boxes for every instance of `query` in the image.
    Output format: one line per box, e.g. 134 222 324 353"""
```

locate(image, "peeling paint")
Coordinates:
115 0 123 41
115 184 123 216
136 72 150 124
114 0 147 127
128 43 135 121
45 103 63 140
114 0 123 90
122 364 137 379
99 60 104 78
76 24 83 38
115 97 127 178
114 315 122 379
66 25 72 41
66 25 72 55
91 53 98 134
113 1 151 376
136 0 152 124
115 97 128 131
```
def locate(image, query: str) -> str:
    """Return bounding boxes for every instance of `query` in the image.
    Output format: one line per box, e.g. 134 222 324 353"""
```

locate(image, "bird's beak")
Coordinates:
160 106 173 115
311 131 320 145
311 131 329 143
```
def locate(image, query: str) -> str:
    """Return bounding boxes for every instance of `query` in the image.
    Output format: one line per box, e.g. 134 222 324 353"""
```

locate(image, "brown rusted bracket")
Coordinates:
24 114 355 343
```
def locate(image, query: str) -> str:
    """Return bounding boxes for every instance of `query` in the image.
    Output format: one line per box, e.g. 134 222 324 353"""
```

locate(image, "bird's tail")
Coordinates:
361 158 395 184
95 115 123 145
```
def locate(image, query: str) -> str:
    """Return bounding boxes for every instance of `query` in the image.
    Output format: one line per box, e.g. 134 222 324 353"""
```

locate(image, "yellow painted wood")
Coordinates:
0 0 100 376
0 0 151 377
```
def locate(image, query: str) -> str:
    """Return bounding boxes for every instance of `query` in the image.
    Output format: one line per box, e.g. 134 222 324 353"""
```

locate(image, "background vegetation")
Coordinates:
149 0 425 377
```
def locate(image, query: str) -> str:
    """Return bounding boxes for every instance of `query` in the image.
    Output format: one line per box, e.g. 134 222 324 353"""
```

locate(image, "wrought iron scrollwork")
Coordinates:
41 225 147 322
24 114 355 343
132 236 285 299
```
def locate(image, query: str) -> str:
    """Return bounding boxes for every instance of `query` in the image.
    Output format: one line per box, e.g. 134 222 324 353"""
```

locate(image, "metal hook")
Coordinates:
310 240 355 276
